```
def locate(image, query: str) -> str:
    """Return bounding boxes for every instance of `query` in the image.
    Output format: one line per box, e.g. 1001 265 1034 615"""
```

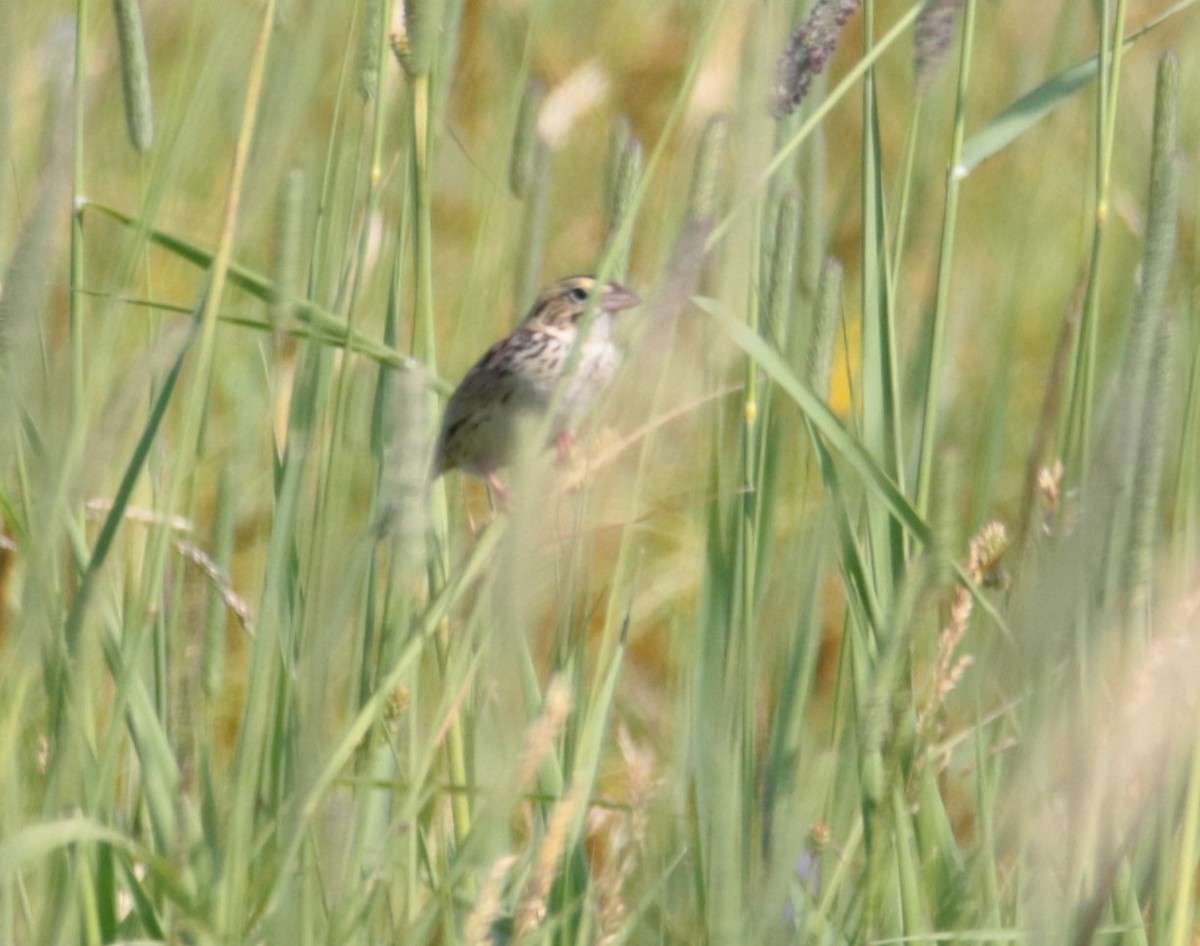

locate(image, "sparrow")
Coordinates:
434 275 641 496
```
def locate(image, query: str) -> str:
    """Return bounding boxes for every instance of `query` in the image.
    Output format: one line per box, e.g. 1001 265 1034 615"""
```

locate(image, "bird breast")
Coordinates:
559 337 620 421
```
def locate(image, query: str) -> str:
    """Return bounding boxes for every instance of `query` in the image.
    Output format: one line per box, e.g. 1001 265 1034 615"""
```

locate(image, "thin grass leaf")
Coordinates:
712 303 1011 638
1103 53 1179 624
1167 728 1200 944
0 1 12 231
513 78 551 308
80 201 411 368
203 466 237 697
0 52 72 429
114 850 167 940
708 2 922 249
958 0 1195 174
860 24 906 597
0 817 195 912
765 190 800 350
707 301 928 546
914 0 974 519
271 169 305 328
261 519 504 917
0 818 131 875
54 316 197 733
97 622 183 853
890 785 931 938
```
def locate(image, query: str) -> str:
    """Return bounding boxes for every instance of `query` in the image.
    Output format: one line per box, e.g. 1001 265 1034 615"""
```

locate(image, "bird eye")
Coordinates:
568 286 590 303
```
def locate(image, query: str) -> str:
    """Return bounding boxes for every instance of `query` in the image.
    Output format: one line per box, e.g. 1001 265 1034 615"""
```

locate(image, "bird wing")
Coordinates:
435 331 558 472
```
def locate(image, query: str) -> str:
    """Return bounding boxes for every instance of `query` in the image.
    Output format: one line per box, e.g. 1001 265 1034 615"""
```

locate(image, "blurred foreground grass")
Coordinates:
3 0 1200 943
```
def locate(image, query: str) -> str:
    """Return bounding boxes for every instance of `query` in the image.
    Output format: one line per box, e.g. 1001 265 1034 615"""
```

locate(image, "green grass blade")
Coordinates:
959 0 1196 173
707 301 930 546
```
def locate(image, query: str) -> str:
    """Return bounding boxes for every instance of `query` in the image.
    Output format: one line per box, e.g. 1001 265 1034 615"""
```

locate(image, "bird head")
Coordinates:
522 275 641 334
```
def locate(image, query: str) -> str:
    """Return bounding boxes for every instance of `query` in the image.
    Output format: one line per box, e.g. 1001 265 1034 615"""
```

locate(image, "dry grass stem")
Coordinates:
917 521 1008 748
464 854 518 946
173 538 256 635
1036 460 1063 535
517 675 573 790
589 724 658 943
85 498 195 533
514 783 583 938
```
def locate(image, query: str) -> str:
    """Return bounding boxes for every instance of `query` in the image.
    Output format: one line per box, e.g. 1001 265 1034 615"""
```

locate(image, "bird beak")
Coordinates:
599 282 641 313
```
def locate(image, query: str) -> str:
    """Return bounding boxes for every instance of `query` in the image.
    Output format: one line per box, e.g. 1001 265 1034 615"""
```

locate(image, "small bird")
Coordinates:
435 275 641 496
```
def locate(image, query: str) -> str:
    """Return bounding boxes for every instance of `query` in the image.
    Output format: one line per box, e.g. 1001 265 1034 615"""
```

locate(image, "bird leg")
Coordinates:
486 472 510 502
554 428 577 466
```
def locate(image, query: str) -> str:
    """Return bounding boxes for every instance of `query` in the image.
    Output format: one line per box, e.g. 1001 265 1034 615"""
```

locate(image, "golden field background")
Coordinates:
3 0 1200 942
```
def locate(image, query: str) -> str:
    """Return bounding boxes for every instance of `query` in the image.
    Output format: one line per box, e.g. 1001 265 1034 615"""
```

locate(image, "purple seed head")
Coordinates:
773 0 864 118
914 0 966 94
